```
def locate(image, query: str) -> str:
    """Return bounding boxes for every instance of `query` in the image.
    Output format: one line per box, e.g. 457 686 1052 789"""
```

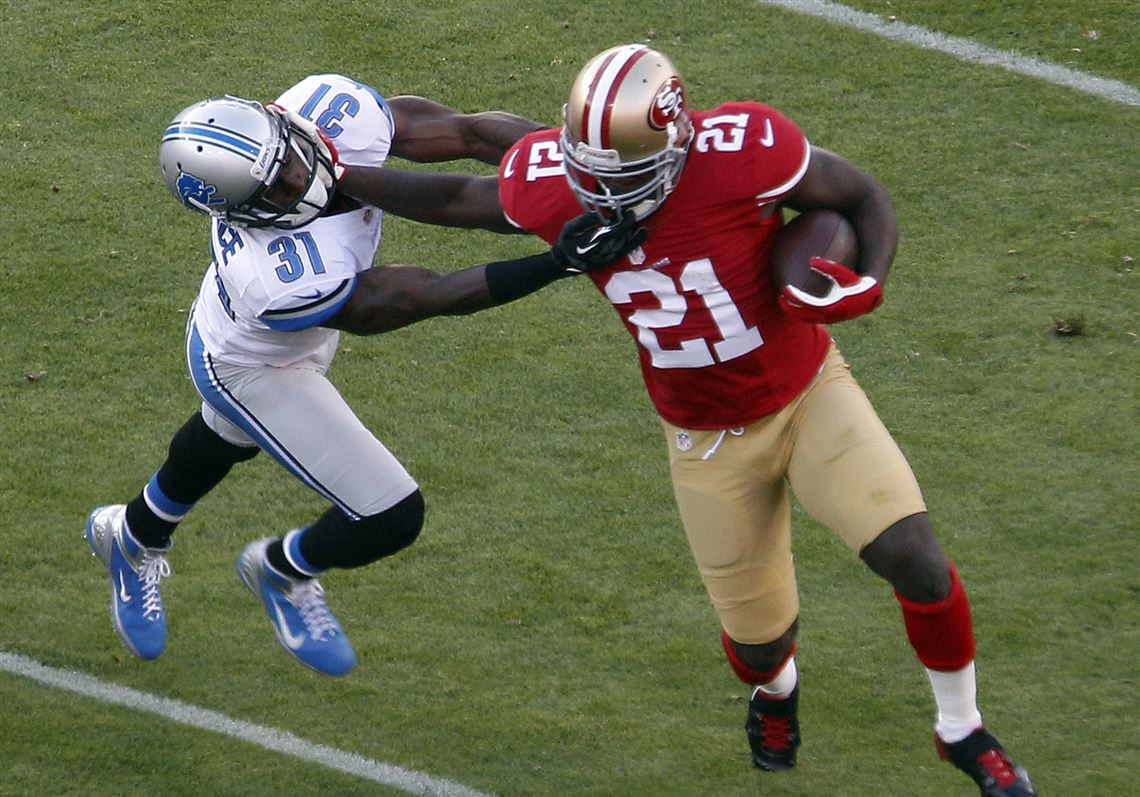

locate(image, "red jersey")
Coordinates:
498 102 831 430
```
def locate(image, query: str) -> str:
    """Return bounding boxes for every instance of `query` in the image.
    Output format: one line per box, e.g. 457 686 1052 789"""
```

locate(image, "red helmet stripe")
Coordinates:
583 45 650 150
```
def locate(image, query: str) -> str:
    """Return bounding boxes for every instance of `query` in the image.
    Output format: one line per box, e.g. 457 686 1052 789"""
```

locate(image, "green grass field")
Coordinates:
1 2 1136 795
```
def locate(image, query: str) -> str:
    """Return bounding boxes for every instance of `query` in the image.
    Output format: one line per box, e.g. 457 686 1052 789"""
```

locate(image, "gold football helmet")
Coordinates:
561 44 694 220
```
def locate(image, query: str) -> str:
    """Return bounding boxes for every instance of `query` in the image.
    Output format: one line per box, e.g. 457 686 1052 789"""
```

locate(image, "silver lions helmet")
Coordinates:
561 44 694 221
159 96 337 229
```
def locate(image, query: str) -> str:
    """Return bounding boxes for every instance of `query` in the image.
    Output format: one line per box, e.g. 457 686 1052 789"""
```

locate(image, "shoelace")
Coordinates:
287 579 340 641
136 551 171 620
758 714 794 751
976 749 1018 788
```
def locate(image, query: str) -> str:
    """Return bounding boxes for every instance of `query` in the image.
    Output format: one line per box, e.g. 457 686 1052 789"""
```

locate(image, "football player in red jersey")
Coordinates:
338 44 1035 797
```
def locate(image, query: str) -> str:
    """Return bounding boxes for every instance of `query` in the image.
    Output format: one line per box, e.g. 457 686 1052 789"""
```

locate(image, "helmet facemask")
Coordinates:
560 116 692 222
226 105 337 229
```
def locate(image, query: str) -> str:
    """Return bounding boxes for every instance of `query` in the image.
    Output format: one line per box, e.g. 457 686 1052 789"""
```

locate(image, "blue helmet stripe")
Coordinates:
162 123 262 159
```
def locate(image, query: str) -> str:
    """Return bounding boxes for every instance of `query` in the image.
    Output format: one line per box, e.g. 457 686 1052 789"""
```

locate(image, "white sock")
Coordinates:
754 656 798 700
927 661 983 743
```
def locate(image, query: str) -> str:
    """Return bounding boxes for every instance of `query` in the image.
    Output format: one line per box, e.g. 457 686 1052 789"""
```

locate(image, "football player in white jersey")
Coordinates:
84 74 645 676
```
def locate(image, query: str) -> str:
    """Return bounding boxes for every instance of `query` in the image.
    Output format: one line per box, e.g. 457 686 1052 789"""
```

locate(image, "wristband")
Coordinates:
484 252 570 304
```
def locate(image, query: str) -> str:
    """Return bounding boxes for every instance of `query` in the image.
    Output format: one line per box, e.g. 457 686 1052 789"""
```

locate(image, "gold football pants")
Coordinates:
663 344 927 645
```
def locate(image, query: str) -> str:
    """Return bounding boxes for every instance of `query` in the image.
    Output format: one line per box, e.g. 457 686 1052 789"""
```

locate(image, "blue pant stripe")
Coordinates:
185 321 360 520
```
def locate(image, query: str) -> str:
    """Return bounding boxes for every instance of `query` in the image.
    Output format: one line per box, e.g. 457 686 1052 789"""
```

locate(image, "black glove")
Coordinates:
551 212 648 274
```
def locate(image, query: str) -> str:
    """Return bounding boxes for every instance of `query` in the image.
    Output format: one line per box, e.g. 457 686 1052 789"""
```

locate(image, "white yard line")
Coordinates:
0 650 498 797
757 0 1140 107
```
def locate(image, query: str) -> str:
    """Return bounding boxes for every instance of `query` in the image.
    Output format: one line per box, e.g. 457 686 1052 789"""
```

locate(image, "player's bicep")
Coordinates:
385 95 541 165
461 176 520 233
782 147 898 283
385 96 463 159
782 148 878 215
323 267 416 334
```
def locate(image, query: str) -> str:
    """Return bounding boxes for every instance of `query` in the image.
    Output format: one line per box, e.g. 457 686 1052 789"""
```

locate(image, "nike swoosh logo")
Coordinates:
118 571 132 603
293 290 322 301
575 225 615 255
272 602 307 650
503 149 519 179
759 118 775 148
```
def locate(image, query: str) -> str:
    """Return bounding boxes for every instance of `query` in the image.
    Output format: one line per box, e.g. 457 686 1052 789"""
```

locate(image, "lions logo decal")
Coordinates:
176 171 226 208
649 77 686 131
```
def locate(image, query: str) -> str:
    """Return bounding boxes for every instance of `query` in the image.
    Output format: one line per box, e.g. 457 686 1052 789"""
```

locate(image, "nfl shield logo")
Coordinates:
676 432 692 452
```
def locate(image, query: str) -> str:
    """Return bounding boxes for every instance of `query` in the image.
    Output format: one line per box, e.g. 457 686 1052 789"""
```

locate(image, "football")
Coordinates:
769 210 859 297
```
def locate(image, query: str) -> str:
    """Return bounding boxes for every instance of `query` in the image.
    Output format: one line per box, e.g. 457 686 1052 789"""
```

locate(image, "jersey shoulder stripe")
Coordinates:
755 145 810 202
260 277 356 331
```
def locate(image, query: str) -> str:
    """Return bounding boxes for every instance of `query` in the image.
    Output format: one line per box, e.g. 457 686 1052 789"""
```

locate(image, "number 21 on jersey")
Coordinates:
604 259 763 369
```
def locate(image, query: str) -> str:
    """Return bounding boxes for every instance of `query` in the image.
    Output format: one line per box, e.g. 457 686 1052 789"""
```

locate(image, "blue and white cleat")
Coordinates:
236 538 355 676
85 504 171 660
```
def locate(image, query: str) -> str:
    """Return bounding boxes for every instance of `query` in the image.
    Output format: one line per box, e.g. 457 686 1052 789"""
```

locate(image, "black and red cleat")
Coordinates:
745 683 801 771
936 728 1037 797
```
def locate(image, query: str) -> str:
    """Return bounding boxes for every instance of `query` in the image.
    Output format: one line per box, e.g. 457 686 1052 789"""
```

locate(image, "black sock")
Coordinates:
125 411 258 547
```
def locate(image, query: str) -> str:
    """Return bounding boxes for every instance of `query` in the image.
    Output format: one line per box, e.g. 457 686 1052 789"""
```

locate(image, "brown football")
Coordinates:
769 210 859 297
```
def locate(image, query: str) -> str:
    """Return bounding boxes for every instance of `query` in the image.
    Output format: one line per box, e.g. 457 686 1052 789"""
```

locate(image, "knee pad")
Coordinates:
299 489 425 570
722 630 797 685
362 489 424 558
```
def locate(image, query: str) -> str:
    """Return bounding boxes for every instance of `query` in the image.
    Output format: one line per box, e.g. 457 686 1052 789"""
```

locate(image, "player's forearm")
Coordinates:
339 167 463 222
325 254 568 336
338 167 515 232
848 182 898 285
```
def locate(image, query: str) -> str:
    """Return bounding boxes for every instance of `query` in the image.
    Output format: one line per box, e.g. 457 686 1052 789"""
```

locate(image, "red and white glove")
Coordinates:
778 257 883 324
267 102 344 180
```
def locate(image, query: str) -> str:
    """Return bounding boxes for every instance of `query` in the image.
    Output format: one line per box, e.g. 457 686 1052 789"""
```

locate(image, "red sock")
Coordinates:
721 630 796 685
895 563 976 671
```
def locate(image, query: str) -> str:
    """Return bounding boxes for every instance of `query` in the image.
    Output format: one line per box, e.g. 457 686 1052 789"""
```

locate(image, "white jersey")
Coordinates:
191 74 395 368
